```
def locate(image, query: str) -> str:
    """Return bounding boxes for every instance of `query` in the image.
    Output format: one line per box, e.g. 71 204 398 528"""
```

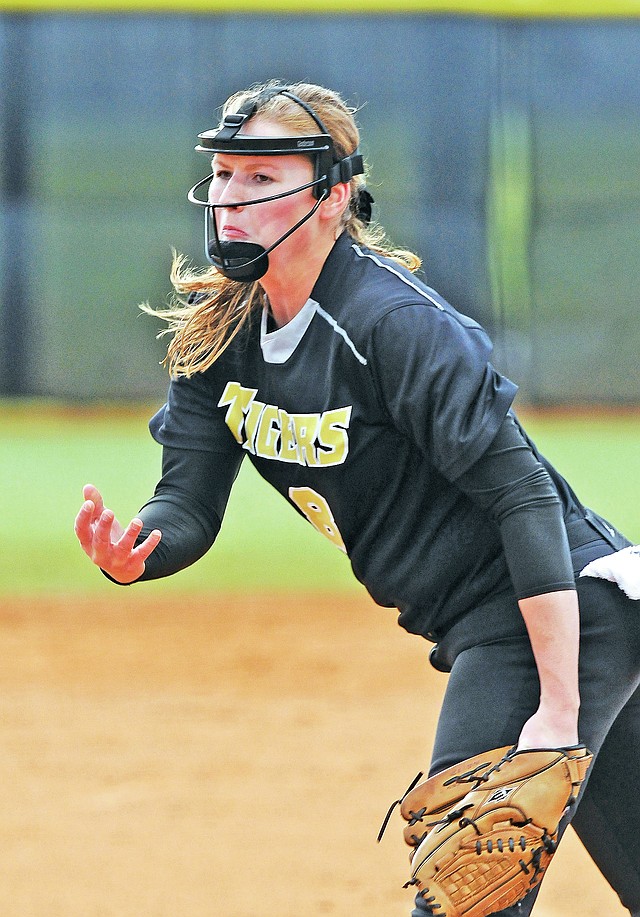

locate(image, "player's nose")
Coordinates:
210 176 246 210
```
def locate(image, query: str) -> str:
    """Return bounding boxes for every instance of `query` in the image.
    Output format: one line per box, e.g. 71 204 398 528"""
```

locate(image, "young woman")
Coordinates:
74 81 640 916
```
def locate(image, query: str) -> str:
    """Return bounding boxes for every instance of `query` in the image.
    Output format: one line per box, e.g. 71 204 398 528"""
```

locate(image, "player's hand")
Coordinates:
516 704 579 751
74 484 161 584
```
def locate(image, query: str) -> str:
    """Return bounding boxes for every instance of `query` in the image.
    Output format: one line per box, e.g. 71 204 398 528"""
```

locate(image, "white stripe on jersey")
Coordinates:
260 298 368 367
352 243 445 311
314 303 368 366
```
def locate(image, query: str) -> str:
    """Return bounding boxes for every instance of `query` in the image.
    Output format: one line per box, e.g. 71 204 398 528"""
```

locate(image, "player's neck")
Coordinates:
261 287 311 328
258 229 338 328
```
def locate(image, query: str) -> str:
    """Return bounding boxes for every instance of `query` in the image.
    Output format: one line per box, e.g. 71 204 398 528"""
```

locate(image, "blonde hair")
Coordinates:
145 80 421 377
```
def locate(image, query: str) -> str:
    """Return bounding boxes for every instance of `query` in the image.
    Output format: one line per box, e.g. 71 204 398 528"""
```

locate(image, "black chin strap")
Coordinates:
206 187 329 283
207 241 269 283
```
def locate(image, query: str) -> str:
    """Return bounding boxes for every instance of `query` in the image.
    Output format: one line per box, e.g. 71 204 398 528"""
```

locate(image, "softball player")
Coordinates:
74 81 640 916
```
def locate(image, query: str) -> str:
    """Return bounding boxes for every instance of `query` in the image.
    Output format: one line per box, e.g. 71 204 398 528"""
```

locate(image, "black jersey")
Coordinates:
149 233 571 637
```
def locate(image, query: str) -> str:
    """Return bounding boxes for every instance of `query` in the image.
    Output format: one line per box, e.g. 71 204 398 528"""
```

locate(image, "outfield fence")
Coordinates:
1 9 639 403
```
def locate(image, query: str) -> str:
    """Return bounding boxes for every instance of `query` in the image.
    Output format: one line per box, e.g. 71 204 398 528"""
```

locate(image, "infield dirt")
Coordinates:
0 592 625 917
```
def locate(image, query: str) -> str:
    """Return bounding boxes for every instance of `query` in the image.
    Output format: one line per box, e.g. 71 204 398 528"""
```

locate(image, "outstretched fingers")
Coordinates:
91 508 119 563
82 483 104 519
74 499 100 554
120 519 162 562
74 485 162 583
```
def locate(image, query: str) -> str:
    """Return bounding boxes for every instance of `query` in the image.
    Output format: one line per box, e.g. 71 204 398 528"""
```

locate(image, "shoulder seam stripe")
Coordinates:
351 243 445 311
315 303 368 365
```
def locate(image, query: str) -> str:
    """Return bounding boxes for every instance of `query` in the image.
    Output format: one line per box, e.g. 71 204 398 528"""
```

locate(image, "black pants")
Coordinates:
421 575 640 916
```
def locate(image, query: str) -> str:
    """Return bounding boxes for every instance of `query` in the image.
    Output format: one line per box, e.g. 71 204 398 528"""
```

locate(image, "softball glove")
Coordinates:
398 745 592 917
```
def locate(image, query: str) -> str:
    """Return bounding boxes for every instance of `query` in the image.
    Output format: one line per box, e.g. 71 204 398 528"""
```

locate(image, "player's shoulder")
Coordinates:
316 235 485 340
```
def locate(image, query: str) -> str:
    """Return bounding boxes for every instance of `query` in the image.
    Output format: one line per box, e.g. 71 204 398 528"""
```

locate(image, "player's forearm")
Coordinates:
518 589 581 736
123 443 235 583
134 493 221 581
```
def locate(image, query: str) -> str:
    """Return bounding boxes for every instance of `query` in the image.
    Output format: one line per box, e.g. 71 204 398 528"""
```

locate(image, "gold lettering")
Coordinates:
317 407 351 466
217 382 258 443
255 404 281 459
217 382 352 468
278 409 299 463
290 414 320 467
242 400 266 454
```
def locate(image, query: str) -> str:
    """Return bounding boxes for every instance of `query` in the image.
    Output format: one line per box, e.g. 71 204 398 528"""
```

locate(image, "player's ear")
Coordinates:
320 181 351 221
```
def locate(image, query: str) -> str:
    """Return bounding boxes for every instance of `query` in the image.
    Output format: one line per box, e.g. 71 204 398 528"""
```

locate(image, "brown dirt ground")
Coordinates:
0 592 626 917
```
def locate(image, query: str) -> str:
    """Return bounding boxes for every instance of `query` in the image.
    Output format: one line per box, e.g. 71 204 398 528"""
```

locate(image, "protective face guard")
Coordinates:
187 88 366 282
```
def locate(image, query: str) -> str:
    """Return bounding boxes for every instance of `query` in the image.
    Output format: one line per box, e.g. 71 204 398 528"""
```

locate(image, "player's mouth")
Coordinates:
219 224 249 241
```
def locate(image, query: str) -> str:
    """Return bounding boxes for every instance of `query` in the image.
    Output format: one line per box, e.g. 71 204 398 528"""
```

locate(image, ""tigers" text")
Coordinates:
218 381 352 467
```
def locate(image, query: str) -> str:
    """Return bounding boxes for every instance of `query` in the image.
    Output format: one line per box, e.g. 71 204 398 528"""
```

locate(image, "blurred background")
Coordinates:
1 0 639 596
2 4 640 403
0 4 638 916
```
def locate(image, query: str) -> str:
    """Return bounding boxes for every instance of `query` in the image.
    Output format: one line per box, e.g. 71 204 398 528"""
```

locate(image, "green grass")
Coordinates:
518 409 640 542
0 400 356 596
1 400 638 596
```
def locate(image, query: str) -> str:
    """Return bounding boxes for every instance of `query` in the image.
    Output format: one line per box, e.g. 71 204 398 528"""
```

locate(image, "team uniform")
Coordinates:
132 233 640 915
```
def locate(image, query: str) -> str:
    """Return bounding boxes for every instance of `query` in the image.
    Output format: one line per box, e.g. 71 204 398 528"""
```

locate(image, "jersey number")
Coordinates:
288 486 346 553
